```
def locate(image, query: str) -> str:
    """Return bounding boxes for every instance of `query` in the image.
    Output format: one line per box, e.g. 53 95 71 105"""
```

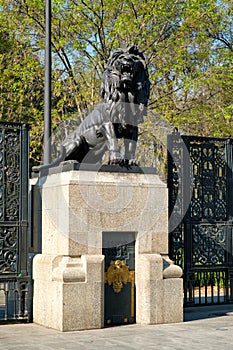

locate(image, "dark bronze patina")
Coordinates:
33 46 150 172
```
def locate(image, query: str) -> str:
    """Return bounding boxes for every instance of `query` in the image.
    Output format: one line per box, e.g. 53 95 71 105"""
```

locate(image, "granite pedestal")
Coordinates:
33 164 183 331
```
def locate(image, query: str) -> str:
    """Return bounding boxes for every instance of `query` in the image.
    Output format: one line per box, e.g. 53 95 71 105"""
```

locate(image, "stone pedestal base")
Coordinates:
136 254 183 325
33 166 183 331
33 254 104 331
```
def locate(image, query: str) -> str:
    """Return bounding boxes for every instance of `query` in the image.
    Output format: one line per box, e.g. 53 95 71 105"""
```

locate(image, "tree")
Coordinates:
0 17 44 166
0 0 233 169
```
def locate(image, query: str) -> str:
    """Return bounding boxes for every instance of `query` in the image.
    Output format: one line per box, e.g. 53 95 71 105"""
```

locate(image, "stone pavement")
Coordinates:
1 305 233 350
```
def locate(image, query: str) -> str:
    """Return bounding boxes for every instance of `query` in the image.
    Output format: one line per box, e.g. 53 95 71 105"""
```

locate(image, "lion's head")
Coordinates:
100 46 150 125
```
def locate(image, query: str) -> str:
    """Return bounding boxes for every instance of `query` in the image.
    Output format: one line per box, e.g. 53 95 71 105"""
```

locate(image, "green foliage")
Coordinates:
0 0 233 169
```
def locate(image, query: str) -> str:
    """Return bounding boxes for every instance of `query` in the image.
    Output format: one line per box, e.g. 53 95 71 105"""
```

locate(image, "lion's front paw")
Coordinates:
109 157 124 165
108 152 124 165
124 159 139 166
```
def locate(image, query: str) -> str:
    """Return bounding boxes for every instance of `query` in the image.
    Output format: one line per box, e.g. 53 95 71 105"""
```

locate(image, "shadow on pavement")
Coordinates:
184 304 233 322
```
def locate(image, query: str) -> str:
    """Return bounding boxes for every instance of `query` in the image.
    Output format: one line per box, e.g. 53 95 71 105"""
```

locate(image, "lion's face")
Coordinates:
100 46 150 124
111 52 145 89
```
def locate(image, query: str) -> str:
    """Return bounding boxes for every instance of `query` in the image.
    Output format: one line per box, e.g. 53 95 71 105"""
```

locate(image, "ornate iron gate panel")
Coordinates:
0 121 31 322
168 132 233 306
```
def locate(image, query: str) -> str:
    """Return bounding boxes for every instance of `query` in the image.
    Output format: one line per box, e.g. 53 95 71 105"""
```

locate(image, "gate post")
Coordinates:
33 165 183 331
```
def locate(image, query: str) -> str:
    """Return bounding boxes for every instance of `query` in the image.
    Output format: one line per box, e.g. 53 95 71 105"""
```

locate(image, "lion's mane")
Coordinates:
100 46 150 126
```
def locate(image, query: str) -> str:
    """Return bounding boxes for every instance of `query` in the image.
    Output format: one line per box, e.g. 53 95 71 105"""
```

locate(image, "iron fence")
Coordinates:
168 131 233 306
0 121 32 322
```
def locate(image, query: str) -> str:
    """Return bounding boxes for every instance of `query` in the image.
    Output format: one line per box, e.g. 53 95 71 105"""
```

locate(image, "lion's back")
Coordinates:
78 103 105 135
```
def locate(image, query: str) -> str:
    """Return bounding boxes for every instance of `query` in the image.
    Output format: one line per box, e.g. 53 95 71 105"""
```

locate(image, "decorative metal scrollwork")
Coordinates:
192 224 226 266
0 128 20 223
189 139 227 221
0 227 17 273
0 122 31 322
0 124 24 274
168 134 233 306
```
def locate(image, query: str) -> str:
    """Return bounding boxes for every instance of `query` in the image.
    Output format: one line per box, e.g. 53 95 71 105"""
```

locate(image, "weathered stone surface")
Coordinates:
39 170 168 255
136 254 183 325
162 278 183 324
162 255 183 279
33 254 104 331
33 169 183 331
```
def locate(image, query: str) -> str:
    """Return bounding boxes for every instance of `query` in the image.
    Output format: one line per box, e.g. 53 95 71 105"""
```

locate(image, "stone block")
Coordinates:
39 170 169 256
136 254 163 324
33 254 104 331
162 278 183 324
33 169 183 331
136 254 183 325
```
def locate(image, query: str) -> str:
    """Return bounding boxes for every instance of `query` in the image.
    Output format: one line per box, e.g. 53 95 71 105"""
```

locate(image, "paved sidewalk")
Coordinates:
1 305 233 350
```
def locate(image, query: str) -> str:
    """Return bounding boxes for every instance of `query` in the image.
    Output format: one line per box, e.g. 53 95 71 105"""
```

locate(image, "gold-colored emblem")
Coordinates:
104 259 135 318
104 260 134 293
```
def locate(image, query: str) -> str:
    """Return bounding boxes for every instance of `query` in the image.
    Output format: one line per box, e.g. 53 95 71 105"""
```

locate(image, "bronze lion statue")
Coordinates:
33 46 150 172
61 45 150 165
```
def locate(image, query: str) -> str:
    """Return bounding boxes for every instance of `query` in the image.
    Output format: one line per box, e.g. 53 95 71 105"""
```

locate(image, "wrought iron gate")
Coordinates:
168 131 233 306
0 121 31 322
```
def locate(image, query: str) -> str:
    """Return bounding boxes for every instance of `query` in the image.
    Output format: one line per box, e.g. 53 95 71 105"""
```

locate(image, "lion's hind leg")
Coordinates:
63 135 90 162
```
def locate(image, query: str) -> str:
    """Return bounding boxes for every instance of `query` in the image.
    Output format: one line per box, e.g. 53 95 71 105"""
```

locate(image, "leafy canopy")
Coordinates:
0 0 233 168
